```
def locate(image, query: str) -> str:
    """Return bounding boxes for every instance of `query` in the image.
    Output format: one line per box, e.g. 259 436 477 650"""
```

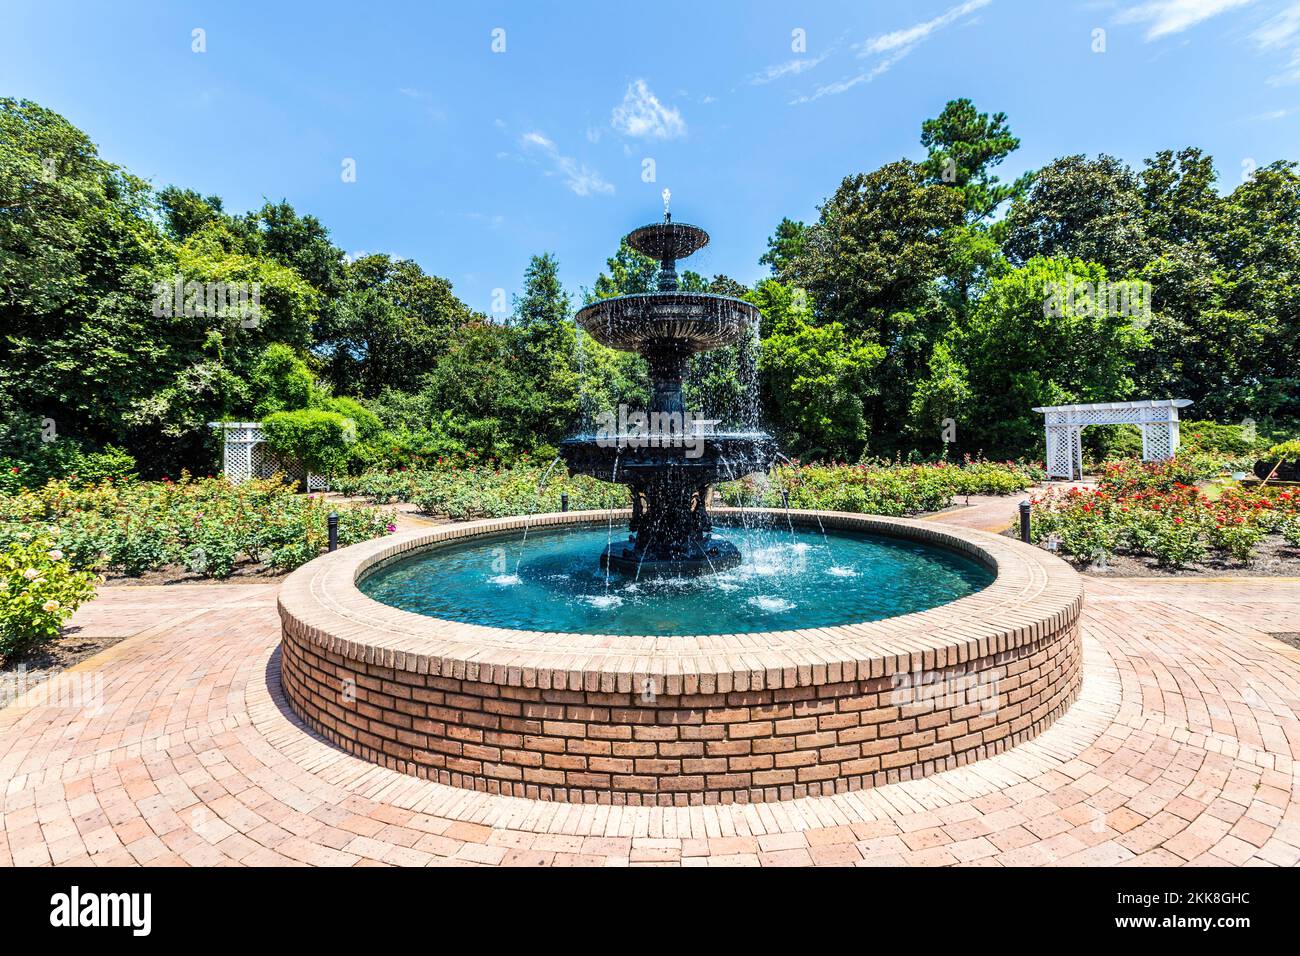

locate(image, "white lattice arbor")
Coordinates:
208 422 329 490
1032 400 1193 480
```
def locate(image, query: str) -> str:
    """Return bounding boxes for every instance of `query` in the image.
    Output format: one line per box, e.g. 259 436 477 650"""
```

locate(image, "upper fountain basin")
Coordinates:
576 292 759 353
626 221 709 262
559 431 778 483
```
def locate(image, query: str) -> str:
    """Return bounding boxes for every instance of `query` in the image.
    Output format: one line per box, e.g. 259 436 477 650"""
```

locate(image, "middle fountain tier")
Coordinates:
560 216 778 575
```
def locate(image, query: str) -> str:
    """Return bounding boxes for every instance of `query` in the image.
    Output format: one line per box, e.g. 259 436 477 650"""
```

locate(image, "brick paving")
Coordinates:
1 515 1297 866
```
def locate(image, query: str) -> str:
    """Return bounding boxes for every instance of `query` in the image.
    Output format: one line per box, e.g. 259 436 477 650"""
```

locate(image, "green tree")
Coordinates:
589 238 657 301
1214 161 1300 420
512 253 579 439
928 257 1151 456
315 254 476 397
758 218 807 281
751 280 884 458
0 98 177 467
250 343 316 417
790 160 966 451
245 200 346 296
920 98 1031 223
1004 155 1151 275
157 186 224 242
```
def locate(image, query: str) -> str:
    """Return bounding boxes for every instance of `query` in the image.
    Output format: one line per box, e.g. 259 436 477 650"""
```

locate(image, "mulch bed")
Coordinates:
100 560 288 587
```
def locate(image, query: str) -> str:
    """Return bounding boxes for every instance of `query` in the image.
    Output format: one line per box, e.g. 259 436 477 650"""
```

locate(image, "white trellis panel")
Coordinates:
1032 400 1192 480
209 422 327 489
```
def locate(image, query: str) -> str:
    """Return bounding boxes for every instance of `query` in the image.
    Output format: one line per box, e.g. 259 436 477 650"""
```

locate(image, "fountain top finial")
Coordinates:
663 188 671 223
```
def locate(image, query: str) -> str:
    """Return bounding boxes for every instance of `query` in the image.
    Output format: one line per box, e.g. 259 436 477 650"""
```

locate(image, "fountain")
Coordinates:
560 200 776 574
275 203 1085 806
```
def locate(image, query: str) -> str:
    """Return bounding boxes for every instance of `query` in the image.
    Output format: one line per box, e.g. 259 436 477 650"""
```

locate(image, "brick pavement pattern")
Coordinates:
1 536 1297 866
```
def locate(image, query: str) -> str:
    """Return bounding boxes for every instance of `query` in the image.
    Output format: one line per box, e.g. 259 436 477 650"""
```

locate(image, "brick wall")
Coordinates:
279 614 1082 806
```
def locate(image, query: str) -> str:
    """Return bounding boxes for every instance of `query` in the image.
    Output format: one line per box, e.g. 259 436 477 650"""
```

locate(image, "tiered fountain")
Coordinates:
560 197 776 574
277 201 1084 806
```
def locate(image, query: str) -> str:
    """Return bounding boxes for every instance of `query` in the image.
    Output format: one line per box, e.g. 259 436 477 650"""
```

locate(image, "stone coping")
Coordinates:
277 509 1082 691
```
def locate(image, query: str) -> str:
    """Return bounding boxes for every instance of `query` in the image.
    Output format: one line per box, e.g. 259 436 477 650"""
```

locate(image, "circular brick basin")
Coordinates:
277 510 1083 806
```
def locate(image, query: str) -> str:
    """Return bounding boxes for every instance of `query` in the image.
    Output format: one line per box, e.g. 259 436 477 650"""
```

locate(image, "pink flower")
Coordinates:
385 523 397 533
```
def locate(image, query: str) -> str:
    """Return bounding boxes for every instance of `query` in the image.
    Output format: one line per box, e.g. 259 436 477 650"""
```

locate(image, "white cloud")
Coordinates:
1253 1 1300 46
610 79 686 139
518 131 614 197
748 50 832 84
1116 0 1255 41
1247 106 1294 119
791 0 989 104
1269 53 1300 83
790 56 901 104
1251 2 1300 83
861 0 991 55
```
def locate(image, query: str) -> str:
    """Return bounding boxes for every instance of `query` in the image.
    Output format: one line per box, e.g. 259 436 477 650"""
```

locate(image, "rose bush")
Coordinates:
720 457 1038 516
0 536 99 658
333 456 1037 521
0 474 395 580
1029 480 1299 568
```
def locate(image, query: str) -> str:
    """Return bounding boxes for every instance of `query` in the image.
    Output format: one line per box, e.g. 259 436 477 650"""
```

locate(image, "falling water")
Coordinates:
515 455 566 576
603 452 620 593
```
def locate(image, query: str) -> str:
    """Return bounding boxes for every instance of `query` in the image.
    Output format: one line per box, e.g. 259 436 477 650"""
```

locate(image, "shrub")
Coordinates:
261 409 356 477
0 443 137 495
1281 516 1300 548
1207 517 1265 564
1150 518 1205 568
1181 420 1269 457
318 396 383 444
1030 474 1300 569
1085 424 1142 465
251 343 316 417
1055 509 1120 564
1096 454 1220 495
0 536 99 659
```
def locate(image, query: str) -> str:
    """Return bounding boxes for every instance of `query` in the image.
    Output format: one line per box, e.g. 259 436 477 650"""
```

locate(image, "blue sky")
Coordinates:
3 0 1298 314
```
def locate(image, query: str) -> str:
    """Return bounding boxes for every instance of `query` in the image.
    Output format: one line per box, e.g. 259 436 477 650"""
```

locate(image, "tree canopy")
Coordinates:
2 95 1297 477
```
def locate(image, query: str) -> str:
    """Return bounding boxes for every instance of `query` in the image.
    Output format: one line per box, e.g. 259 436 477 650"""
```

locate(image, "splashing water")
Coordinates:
748 595 796 613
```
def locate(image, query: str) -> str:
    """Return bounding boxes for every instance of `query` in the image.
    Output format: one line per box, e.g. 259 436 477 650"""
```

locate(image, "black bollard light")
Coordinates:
1019 500 1031 543
328 512 339 552
781 489 790 510
561 492 569 513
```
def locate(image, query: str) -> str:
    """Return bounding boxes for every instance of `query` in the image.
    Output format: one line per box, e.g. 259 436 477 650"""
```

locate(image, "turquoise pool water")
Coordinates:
359 523 993 637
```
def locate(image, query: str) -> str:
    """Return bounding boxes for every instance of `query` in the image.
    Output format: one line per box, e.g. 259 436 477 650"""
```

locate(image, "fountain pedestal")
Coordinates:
561 215 776 576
